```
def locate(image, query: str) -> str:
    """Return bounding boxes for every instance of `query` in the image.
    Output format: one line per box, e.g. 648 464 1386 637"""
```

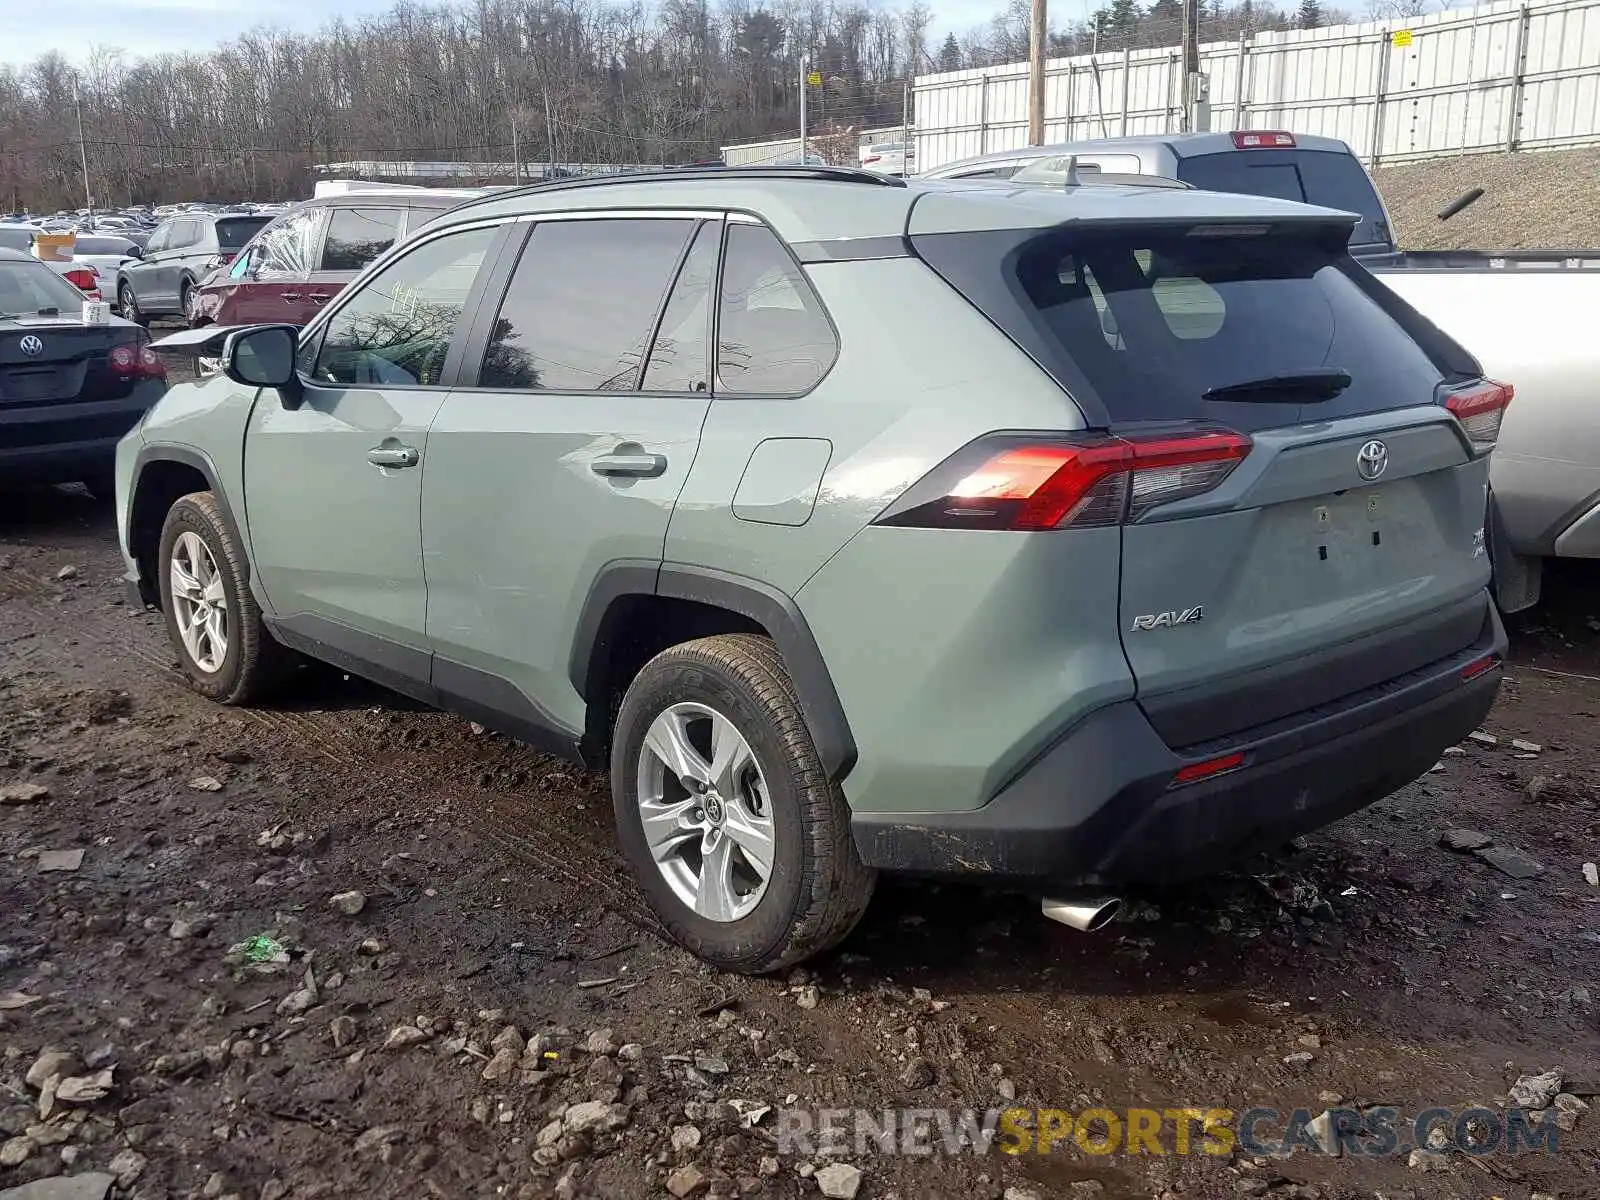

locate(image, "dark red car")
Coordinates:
188 192 465 328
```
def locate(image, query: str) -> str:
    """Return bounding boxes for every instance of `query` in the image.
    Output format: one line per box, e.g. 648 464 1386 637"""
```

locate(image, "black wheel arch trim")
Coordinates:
570 561 858 782
129 444 251 602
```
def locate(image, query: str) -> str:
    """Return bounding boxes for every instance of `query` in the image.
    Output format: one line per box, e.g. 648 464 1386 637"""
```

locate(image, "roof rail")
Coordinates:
446 164 907 214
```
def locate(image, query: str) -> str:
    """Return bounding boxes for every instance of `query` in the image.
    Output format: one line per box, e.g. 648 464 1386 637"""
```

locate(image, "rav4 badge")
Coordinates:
1130 606 1204 632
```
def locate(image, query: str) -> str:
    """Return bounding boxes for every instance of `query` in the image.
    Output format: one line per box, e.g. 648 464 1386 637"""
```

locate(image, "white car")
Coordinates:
859 141 913 175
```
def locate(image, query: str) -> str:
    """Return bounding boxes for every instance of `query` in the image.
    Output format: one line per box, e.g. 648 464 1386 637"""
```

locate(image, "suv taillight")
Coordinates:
873 430 1252 531
1445 379 1513 454
108 340 166 381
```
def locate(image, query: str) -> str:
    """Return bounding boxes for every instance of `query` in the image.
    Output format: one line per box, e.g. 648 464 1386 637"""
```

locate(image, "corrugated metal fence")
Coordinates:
912 0 1600 171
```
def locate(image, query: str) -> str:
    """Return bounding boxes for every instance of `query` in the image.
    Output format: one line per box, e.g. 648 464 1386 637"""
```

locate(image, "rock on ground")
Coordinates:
814 1162 864 1199
0 1175 116 1200
1440 828 1493 851
664 1164 707 1197
1510 1068 1564 1110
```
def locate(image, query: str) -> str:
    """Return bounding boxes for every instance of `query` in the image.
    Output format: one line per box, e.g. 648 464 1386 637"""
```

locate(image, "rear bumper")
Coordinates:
0 437 124 484
851 600 1506 885
0 390 160 485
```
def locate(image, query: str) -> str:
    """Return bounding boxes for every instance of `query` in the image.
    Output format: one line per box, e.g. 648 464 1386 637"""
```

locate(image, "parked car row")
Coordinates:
116 164 1507 974
0 224 144 300
114 212 274 324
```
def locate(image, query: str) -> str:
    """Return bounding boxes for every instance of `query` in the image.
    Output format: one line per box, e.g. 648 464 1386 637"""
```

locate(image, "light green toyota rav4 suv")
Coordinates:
116 166 1509 972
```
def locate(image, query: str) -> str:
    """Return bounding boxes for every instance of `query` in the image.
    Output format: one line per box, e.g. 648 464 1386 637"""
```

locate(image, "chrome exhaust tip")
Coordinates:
1041 895 1122 932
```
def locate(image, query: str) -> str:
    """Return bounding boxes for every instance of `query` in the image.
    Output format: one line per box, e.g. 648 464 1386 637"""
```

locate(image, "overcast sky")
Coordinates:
0 0 1093 68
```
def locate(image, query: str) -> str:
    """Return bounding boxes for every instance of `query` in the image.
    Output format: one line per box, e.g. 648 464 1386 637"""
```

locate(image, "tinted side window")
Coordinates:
255 210 319 276
642 222 718 393
716 223 836 394
480 218 694 392
310 226 495 387
321 208 404 272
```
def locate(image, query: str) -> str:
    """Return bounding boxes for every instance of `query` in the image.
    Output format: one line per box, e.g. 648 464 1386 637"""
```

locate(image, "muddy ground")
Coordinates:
1 486 1597 1200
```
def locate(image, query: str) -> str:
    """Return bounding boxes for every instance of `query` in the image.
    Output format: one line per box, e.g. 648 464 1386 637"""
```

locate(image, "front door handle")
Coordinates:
367 444 419 469
309 294 329 305
592 449 667 479
280 292 304 301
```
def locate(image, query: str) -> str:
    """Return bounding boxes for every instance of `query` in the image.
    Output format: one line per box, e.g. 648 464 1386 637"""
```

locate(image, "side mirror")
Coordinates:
222 325 303 406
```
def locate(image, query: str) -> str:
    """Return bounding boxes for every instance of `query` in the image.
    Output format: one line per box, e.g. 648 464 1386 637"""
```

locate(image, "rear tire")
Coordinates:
118 282 148 327
157 491 295 704
178 278 195 326
611 633 875 974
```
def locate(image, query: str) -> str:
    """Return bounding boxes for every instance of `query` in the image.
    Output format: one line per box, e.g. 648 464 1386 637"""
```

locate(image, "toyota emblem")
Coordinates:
18 335 43 357
1356 439 1389 482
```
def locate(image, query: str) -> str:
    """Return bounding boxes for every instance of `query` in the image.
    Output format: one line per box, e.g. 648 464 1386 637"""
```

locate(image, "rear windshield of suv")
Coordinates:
914 224 1456 430
216 217 270 252
1176 150 1391 250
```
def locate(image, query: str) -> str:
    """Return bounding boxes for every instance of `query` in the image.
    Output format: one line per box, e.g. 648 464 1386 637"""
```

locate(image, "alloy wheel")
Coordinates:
636 702 775 922
169 531 228 673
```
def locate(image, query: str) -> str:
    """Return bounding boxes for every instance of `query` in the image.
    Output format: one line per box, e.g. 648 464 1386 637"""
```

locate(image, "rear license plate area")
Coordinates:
0 368 66 403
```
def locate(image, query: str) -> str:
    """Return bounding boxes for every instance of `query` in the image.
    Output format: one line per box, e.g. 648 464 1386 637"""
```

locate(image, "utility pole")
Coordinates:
1182 0 1211 132
73 77 92 211
1027 0 1047 145
511 112 521 185
901 78 910 168
542 85 555 179
799 54 809 162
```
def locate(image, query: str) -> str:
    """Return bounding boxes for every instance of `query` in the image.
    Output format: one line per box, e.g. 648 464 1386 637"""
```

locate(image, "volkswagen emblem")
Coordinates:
1356 439 1389 482
18 335 43 357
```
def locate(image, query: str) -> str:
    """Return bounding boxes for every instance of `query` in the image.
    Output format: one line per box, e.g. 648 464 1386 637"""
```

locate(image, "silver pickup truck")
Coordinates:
1377 252 1600 610
924 133 1599 610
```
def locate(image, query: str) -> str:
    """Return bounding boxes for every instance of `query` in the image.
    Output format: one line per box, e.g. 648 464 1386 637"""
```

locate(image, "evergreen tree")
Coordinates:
1297 0 1325 27
1147 0 1183 39
1106 0 1142 45
937 31 962 71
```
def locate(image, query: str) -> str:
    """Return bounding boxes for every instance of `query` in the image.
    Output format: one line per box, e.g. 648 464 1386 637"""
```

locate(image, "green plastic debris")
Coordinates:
231 935 289 964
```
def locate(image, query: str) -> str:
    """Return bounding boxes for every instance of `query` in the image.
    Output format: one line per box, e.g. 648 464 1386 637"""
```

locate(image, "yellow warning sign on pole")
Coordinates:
807 71 822 86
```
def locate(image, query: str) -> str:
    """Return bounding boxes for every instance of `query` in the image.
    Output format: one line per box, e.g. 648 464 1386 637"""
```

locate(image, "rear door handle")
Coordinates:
309 294 329 305
591 449 667 479
367 444 419 469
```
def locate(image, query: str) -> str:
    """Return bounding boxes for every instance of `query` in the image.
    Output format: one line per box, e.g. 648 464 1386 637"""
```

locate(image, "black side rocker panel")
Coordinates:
128 444 252 607
571 561 859 782
266 613 585 763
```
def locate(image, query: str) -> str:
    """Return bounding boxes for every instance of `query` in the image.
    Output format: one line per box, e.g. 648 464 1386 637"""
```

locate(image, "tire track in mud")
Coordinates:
6 537 656 928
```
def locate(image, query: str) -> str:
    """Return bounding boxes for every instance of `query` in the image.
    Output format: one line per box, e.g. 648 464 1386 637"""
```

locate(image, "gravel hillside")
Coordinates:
1374 147 1600 251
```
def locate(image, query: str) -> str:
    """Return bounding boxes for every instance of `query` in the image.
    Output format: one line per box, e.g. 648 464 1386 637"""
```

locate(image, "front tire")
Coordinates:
611 634 875 973
157 491 294 704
